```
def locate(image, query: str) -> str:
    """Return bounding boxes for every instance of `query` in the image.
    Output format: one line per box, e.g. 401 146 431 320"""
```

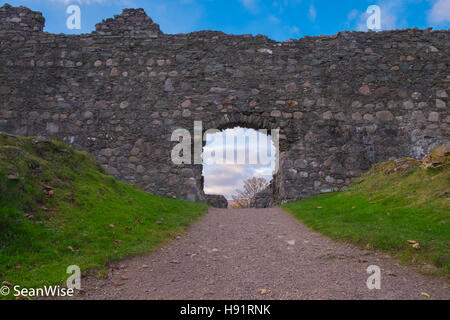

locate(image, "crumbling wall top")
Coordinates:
94 8 162 37
0 3 45 32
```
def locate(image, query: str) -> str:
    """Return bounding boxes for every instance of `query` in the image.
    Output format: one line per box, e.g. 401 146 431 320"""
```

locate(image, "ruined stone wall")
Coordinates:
0 4 449 204
205 194 228 208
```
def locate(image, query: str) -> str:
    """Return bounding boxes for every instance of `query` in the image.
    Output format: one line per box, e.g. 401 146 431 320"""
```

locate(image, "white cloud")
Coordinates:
240 0 260 13
268 15 280 23
271 0 302 13
203 127 275 165
204 184 237 197
202 128 275 199
253 167 273 176
203 164 273 199
308 4 316 22
379 1 408 30
347 1 409 32
287 25 300 36
347 8 359 21
428 0 450 24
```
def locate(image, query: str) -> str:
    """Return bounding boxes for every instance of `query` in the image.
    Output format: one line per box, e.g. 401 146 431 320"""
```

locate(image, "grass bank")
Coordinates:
282 155 449 277
0 133 208 299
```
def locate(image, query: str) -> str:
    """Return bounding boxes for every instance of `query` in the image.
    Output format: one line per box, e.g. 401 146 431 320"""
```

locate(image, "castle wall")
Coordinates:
1 4 448 204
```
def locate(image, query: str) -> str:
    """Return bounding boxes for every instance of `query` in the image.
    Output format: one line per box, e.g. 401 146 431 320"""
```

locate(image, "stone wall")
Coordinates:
205 194 228 208
250 185 274 208
0 4 44 32
0 4 449 205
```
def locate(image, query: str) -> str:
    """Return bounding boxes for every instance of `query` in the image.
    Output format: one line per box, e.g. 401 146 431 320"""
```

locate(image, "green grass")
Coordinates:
0 133 208 299
282 158 450 277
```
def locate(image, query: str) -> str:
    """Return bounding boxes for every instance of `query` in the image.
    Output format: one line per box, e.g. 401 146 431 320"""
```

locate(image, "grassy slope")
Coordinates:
282 158 450 277
0 133 208 298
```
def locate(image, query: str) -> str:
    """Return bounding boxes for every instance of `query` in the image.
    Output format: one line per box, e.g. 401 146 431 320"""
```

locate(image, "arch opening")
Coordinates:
202 126 278 208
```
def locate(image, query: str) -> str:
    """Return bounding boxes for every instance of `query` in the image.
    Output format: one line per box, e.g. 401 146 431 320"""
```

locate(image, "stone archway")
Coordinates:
201 122 280 207
183 115 285 205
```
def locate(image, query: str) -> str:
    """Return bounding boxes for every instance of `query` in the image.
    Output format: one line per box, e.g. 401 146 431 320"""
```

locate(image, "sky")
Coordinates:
202 128 276 199
3 0 449 198
3 0 450 40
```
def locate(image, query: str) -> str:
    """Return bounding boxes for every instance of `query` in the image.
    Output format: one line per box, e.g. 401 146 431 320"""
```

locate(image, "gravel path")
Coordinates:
77 208 450 300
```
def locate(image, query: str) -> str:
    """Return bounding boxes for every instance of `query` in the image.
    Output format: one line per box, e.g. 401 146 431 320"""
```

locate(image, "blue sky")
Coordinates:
3 0 450 40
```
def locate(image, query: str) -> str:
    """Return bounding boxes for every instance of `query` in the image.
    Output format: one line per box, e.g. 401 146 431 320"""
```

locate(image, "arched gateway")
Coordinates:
0 4 448 205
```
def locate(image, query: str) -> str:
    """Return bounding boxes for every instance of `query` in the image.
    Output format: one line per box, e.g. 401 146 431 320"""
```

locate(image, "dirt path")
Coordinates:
77 208 449 300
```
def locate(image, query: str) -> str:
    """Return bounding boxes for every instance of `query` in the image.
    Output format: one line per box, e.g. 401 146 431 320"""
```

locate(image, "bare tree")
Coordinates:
232 177 269 208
